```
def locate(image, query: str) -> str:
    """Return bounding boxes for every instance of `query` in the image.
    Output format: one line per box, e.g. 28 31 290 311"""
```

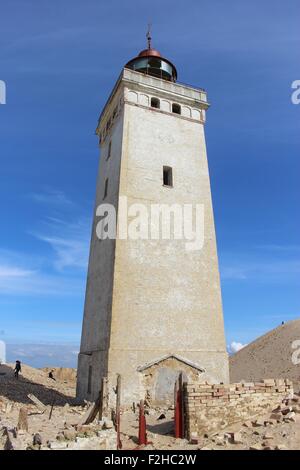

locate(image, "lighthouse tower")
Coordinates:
77 35 229 406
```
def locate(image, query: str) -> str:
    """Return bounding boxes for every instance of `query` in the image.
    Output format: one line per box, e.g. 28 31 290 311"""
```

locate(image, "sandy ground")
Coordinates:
119 407 300 450
0 363 76 405
0 363 197 450
1 363 300 450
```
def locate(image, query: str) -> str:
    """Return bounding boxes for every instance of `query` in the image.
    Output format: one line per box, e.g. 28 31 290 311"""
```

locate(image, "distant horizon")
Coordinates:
3 316 300 368
4 342 79 368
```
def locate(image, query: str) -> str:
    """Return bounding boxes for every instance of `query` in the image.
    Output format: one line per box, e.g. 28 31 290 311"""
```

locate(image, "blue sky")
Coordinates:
0 1 299 366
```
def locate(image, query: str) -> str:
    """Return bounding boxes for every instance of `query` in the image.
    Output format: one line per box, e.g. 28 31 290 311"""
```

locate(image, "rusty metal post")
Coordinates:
179 372 185 438
98 376 108 421
138 399 147 446
116 374 122 449
174 374 184 438
49 397 55 421
182 377 187 439
174 378 180 438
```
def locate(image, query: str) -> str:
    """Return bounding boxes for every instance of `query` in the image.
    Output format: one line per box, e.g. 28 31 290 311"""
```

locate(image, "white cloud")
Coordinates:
33 218 90 270
27 188 90 270
0 266 35 278
0 188 90 295
221 266 247 280
220 258 300 283
30 188 73 206
228 341 247 354
256 245 300 252
0 249 84 296
4 27 99 52
0 269 84 296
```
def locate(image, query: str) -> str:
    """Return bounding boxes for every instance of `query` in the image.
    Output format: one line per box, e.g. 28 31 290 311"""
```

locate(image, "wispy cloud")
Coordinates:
33 218 90 271
27 188 91 270
0 267 84 296
256 244 300 252
221 266 248 280
30 188 73 206
0 265 35 278
2 26 99 54
0 189 90 296
220 257 300 283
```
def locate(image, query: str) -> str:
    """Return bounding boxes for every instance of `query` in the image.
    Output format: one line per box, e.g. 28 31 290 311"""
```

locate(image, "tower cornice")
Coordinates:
96 68 209 139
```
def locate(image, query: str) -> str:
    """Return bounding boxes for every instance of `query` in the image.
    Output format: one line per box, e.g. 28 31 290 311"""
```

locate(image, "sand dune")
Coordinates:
230 319 300 383
41 367 77 383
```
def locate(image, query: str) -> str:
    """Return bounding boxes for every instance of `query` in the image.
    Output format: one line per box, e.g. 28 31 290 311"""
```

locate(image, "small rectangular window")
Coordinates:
87 365 92 394
172 103 181 115
106 118 111 132
104 178 108 199
163 166 173 187
106 141 112 160
112 106 118 120
151 97 160 109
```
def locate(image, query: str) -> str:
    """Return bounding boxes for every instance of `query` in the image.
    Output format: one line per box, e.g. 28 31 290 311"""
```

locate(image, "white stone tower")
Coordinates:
77 39 229 406
0 340 6 364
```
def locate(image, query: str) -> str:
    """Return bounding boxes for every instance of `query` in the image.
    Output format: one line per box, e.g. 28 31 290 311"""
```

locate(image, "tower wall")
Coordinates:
77 69 229 405
76 88 124 399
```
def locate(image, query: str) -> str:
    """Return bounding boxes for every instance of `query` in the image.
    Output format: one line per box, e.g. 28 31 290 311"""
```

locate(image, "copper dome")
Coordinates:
138 48 162 58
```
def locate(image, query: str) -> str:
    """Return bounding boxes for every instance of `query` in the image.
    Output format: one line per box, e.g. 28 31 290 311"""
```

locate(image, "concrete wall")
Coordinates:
0 341 6 364
77 91 124 399
77 69 229 405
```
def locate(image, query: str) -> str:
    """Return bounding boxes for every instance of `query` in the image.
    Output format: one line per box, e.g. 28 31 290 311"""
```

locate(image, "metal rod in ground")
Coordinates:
174 376 183 438
182 377 187 439
179 372 185 438
174 378 179 437
49 397 55 421
116 374 122 449
98 376 107 421
138 399 147 446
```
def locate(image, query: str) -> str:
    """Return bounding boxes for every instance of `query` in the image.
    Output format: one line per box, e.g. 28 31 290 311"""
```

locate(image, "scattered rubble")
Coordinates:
17 407 28 432
1 363 300 450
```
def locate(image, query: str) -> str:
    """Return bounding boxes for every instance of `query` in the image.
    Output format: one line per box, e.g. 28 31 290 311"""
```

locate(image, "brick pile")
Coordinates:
185 379 293 438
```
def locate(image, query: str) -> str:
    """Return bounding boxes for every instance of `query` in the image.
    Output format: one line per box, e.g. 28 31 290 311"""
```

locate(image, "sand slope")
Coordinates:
41 367 77 383
0 363 76 405
230 319 300 383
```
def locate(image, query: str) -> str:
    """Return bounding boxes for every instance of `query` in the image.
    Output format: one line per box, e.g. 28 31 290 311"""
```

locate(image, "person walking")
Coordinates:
14 360 21 379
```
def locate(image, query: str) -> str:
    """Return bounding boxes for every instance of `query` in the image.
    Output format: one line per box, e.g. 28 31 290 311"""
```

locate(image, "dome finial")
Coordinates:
146 23 152 50
125 26 177 82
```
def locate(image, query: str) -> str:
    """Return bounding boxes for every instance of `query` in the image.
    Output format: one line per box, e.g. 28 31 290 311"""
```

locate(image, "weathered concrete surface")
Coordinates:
77 67 229 405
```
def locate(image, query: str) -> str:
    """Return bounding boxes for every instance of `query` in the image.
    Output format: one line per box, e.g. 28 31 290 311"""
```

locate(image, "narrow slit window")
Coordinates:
104 178 108 199
87 365 92 394
112 106 118 120
163 166 173 187
106 141 112 160
172 103 181 114
151 97 160 109
106 120 110 133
